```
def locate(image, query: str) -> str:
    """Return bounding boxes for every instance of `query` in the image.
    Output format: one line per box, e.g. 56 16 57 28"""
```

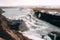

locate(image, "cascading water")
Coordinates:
2 8 60 40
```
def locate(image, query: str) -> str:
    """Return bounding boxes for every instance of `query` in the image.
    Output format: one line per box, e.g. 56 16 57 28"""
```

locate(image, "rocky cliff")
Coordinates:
0 14 31 40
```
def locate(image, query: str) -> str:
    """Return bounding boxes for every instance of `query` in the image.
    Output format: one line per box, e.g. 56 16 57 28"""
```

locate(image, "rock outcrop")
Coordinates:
0 9 31 40
8 19 29 32
34 10 60 27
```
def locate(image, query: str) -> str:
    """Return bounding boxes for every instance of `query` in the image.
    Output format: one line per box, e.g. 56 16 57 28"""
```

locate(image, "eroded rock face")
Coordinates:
34 10 60 27
0 14 31 40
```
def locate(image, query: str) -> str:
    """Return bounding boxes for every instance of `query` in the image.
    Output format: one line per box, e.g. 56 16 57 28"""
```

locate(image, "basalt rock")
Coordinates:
34 11 60 27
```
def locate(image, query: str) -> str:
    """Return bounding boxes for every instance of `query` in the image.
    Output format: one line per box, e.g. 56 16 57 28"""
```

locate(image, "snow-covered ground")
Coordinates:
2 8 60 40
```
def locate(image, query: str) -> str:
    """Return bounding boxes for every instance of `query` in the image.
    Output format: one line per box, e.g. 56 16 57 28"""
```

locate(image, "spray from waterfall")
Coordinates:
2 8 60 40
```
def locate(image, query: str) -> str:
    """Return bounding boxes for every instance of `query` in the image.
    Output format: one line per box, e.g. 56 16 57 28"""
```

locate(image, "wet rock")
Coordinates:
0 9 31 40
34 11 60 27
8 20 21 31
8 19 29 32
19 20 29 32
48 31 60 40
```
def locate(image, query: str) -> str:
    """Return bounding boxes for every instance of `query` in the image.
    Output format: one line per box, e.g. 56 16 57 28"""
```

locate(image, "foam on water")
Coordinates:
2 8 60 40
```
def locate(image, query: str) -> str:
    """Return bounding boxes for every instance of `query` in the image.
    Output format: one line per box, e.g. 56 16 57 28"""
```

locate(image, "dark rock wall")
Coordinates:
34 11 60 27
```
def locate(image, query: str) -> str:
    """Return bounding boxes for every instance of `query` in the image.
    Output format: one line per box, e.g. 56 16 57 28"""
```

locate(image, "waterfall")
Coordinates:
2 8 60 40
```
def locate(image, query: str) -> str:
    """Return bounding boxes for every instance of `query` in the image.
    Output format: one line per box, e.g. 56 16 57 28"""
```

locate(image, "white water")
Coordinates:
2 8 60 40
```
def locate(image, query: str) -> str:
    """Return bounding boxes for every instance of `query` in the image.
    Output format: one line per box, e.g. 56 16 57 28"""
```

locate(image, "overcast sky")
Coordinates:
0 0 60 7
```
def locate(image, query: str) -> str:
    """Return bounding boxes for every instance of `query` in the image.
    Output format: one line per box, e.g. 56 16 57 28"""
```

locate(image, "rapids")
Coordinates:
2 8 60 40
